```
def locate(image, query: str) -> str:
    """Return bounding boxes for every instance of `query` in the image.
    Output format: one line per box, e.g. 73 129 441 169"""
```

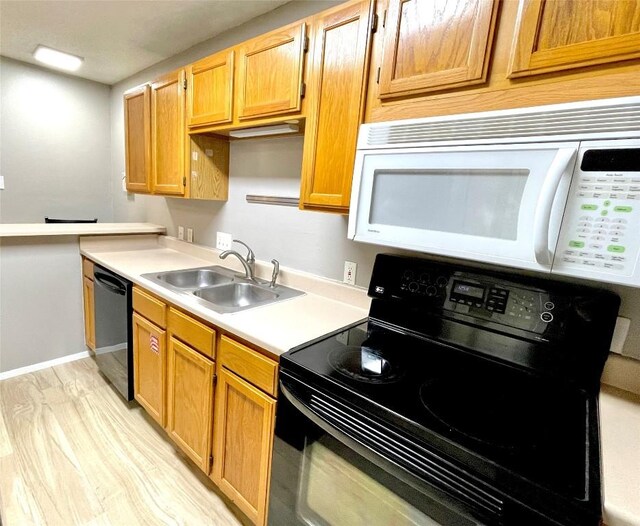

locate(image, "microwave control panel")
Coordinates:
554 141 640 285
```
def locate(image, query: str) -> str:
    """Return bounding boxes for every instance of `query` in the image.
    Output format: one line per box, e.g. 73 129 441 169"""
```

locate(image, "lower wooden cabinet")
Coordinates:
166 336 215 473
82 276 95 351
132 312 166 426
212 367 276 526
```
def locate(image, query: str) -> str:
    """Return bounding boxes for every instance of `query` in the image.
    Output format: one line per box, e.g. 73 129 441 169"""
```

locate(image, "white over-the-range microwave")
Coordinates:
348 96 640 287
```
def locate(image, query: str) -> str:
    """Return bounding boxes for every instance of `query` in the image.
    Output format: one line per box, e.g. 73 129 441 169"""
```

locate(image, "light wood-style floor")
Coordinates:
0 358 248 526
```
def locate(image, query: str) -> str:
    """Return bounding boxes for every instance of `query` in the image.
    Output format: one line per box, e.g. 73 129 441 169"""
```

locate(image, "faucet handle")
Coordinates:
270 259 280 288
232 239 255 263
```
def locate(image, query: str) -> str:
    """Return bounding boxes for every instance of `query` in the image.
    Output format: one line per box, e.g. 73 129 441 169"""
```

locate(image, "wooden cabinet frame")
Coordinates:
124 84 152 193
187 50 234 127
509 0 640 78
378 0 499 98
133 312 166 426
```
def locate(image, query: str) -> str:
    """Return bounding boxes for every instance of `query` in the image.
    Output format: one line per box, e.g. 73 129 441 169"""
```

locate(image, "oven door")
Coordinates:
347 143 579 272
268 374 494 526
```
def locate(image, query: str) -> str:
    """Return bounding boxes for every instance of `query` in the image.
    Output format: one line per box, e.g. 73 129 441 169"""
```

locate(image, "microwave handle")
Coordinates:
533 147 577 266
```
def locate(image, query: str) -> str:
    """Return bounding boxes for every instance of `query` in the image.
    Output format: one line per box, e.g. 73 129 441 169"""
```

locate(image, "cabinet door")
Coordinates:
82 277 95 351
124 85 151 193
213 368 276 526
133 313 166 426
236 22 307 120
151 69 186 195
187 50 234 127
300 0 373 212
508 0 640 78
378 0 498 98
166 337 215 473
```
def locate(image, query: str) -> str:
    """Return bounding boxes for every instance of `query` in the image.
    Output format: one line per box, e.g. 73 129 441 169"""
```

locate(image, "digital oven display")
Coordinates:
452 281 485 300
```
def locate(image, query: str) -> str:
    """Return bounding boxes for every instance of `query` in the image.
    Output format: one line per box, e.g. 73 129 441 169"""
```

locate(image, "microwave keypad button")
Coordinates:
610 225 626 231
611 185 627 192
613 218 628 224
627 194 639 200
614 206 633 212
591 235 606 241
609 193 620 199
563 257 578 263
597 178 609 183
594 252 606 258
593 192 609 199
580 215 595 221
595 217 610 222
578 251 592 258
632 177 640 183
578 184 590 190
577 228 591 233
608 245 626 253
564 250 577 256
569 240 585 248
629 186 640 192
583 260 597 266
577 222 592 228
581 204 598 211
582 177 594 182
611 256 626 262
593 229 608 236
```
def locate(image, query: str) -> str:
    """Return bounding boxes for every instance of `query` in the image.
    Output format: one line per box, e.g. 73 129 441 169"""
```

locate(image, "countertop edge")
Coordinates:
0 223 167 237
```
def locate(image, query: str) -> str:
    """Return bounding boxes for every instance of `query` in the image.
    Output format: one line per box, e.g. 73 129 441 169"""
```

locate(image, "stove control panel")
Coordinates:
395 265 559 335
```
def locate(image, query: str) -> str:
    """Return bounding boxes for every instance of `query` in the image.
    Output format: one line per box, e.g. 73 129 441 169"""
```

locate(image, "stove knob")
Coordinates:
436 276 448 287
403 270 415 280
540 312 554 323
408 281 419 292
426 286 438 296
420 273 431 283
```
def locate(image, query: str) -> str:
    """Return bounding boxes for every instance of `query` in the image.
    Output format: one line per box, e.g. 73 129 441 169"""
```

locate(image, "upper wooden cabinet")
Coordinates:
124 85 152 193
187 50 234 127
151 68 186 196
378 0 499 98
300 0 374 212
509 0 640 78
236 22 307 121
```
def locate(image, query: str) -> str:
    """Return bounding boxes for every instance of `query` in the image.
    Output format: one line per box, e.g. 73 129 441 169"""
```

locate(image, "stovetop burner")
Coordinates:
328 345 403 384
419 375 544 450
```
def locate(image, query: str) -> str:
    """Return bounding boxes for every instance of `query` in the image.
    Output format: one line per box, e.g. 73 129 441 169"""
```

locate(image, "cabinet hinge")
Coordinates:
371 13 378 33
213 373 217 385
183 78 187 90
376 67 381 84
300 82 306 99
303 35 310 53
183 176 187 186
209 454 214 467
382 9 387 28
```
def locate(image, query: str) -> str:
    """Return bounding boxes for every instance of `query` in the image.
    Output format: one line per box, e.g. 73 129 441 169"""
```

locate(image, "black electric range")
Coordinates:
270 254 619 526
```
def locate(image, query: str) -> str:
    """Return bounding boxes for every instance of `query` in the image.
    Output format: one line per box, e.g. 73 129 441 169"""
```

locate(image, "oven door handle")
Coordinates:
280 381 495 523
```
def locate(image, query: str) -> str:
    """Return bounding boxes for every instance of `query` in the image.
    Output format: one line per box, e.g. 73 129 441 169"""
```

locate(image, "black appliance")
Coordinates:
93 265 134 401
268 254 619 526
45 217 98 223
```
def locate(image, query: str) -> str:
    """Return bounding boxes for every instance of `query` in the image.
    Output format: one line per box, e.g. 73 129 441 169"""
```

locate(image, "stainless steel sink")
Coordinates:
141 265 304 314
143 266 235 290
194 283 278 309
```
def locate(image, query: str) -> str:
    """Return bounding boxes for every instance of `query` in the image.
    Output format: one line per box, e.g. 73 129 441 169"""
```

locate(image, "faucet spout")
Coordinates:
219 250 254 281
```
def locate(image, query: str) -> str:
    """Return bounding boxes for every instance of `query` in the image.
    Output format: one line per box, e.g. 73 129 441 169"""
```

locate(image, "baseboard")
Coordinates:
0 350 91 381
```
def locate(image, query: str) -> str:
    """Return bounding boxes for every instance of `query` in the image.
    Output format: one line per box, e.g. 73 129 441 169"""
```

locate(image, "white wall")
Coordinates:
0 57 112 223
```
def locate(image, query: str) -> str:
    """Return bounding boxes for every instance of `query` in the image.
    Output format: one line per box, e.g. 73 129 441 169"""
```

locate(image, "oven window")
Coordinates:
298 438 437 526
369 169 529 240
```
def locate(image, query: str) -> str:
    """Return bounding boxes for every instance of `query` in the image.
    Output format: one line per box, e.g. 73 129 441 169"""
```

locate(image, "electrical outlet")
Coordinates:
216 232 233 251
187 227 194 243
343 261 357 285
177 226 185 240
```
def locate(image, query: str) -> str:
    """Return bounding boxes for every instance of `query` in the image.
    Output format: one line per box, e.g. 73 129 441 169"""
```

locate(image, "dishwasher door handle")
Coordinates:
94 272 127 295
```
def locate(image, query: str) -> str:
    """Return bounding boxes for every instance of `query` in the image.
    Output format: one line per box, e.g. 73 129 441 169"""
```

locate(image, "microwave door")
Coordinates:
348 143 579 272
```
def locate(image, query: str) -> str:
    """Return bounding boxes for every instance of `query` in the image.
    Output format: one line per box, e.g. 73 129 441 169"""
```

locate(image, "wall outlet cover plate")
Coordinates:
216 232 233 251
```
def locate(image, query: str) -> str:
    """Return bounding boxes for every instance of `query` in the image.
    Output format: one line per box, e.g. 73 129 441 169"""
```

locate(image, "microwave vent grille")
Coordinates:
366 98 640 147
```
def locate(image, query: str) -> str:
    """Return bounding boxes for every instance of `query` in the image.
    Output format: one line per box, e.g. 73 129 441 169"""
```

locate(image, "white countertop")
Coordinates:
80 235 369 358
601 385 640 526
0 223 166 237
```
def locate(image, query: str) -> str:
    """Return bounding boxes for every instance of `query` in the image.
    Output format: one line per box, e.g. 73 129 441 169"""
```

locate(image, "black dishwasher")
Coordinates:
93 265 133 401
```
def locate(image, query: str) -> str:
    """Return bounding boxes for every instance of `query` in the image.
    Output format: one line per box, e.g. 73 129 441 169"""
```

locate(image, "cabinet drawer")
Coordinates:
219 336 277 397
133 287 167 328
82 258 94 279
168 308 216 359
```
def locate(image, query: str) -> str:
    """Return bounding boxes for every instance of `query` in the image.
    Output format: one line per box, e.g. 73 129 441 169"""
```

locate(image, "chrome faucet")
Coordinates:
232 239 255 275
270 259 280 288
219 250 255 281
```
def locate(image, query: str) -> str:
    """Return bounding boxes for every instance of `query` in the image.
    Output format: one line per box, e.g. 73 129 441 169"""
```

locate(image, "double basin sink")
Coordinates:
142 266 304 314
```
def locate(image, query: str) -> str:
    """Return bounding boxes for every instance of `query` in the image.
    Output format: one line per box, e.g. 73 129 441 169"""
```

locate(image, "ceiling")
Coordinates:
0 0 290 85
